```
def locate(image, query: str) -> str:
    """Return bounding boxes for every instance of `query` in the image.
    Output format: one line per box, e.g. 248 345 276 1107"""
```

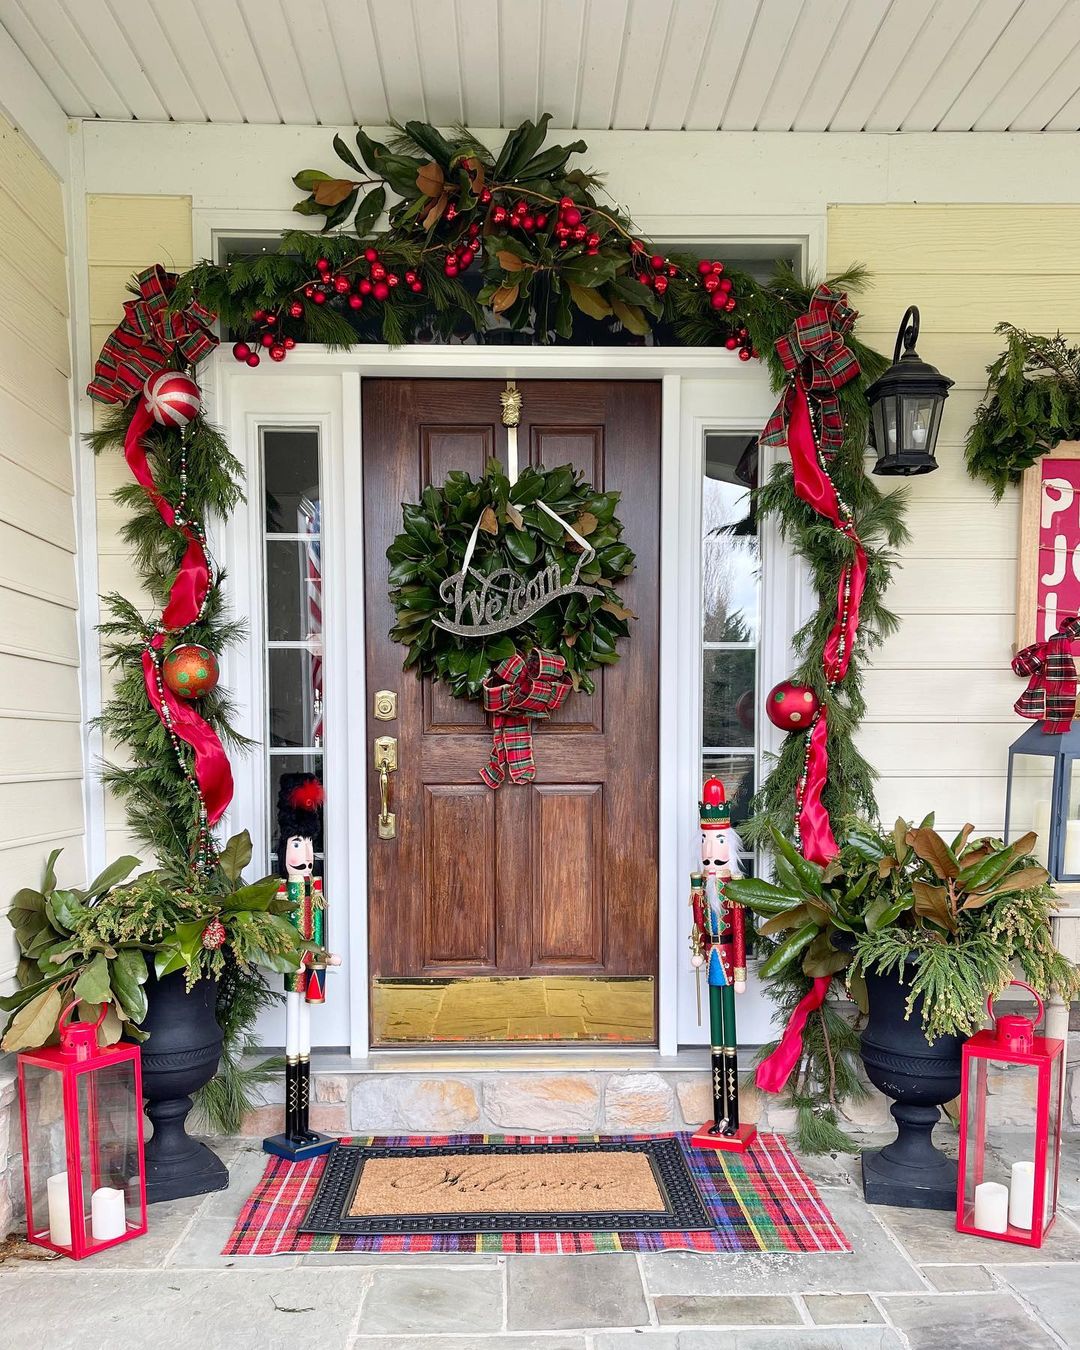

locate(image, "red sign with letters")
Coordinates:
1018 446 1080 649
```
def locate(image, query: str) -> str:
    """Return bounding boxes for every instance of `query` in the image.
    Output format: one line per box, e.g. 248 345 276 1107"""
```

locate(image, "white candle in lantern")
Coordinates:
46 1171 71 1246
974 1180 1009 1233
1064 820 1080 875
1008 1161 1036 1230
90 1186 127 1242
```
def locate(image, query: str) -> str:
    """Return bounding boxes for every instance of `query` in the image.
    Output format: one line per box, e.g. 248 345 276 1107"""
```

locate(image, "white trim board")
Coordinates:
209 346 791 1057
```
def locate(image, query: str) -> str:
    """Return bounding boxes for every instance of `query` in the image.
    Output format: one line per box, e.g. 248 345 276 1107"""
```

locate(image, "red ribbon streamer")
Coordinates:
755 287 865 1093
142 638 233 826
480 651 572 787
124 402 210 631
755 977 833 1093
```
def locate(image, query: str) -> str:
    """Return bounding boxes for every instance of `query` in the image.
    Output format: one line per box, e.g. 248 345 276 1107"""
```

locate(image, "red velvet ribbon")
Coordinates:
755 976 833 1093
755 295 865 1094
142 636 233 826
124 402 210 631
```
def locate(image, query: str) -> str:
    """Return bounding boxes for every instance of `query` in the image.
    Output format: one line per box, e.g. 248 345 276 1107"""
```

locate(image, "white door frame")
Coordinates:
207 344 794 1057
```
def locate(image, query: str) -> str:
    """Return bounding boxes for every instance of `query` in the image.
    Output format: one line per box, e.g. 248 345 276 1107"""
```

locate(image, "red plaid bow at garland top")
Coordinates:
760 284 861 458
1013 616 1080 733
88 264 218 405
480 650 572 788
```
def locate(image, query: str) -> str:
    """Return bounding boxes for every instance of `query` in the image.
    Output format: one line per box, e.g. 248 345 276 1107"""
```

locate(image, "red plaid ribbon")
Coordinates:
480 650 572 787
87 264 217 404
760 285 860 457
1013 617 1080 733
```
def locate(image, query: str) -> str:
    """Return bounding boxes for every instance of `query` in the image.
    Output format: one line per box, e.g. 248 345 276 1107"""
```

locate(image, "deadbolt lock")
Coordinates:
373 689 398 721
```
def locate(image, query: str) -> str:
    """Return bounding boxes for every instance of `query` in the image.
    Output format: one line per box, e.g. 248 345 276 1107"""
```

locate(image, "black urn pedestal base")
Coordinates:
145 1094 229 1204
861 1103 958 1211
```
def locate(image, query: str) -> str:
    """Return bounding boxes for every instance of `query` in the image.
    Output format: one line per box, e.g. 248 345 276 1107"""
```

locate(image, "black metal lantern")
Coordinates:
1004 722 1080 883
866 306 954 476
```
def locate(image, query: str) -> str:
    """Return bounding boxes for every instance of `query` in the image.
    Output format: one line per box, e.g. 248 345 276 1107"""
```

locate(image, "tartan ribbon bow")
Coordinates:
87 264 218 405
761 284 861 457
480 650 572 788
1013 616 1080 733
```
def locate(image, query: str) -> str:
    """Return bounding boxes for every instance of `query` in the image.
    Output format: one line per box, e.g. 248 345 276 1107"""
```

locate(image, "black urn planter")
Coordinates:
859 959 965 1211
137 968 229 1204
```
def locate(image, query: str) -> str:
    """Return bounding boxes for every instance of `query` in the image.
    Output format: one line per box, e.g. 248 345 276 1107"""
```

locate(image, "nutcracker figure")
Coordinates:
688 776 757 1153
263 774 340 1161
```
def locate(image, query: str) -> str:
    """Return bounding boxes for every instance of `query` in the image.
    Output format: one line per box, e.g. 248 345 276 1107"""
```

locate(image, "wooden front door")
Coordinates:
362 379 660 1044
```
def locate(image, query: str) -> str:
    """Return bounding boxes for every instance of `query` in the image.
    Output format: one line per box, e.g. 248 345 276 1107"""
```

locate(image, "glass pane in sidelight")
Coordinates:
702 649 756 749
702 434 758 644
702 752 755 833
266 538 323 643
263 429 320 534
268 753 325 872
268 645 323 749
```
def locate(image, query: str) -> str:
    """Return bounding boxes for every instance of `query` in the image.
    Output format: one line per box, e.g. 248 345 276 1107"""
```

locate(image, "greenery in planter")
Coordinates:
1 832 312 1133
727 816 1080 1147
966 323 1080 498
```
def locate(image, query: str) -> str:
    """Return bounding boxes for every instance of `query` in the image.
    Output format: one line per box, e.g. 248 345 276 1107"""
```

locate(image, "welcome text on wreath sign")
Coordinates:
432 552 602 638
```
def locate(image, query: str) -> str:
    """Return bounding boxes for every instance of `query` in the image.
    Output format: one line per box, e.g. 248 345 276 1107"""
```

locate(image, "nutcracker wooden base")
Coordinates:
688 1121 757 1153
263 1131 338 1162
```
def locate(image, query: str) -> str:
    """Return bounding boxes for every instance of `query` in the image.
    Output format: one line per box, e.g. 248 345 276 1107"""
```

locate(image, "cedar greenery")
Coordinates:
388 462 635 698
966 323 1080 498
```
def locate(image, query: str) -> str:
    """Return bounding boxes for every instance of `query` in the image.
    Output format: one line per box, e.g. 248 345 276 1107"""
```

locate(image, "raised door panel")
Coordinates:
422 784 497 970
532 784 604 967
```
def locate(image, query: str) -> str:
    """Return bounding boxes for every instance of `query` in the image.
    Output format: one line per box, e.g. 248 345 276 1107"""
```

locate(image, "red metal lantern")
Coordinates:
956 981 1064 1248
17 1003 147 1259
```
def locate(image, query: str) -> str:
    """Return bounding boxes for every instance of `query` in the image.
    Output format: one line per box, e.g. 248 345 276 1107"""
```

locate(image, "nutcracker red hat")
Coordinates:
699 776 730 831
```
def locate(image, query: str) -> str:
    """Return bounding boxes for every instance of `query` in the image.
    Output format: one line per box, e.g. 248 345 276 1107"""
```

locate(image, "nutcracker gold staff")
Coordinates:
688 776 757 1152
263 774 340 1161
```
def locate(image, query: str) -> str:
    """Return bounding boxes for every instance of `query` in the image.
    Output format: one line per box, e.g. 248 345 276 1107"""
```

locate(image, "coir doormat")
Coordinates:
223 1133 851 1256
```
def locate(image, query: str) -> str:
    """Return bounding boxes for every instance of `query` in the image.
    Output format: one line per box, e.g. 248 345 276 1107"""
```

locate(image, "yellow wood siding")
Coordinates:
828 203 1080 835
0 116 82 990
87 194 193 862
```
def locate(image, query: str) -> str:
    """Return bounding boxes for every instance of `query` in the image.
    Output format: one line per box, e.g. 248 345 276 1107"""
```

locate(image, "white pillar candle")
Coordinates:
90 1186 127 1242
46 1171 71 1247
1009 1161 1036 1230
974 1180 1009 1233
1064 820 1080 875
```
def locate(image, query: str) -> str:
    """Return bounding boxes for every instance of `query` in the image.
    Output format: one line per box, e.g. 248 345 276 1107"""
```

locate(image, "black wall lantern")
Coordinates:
866 306 954 476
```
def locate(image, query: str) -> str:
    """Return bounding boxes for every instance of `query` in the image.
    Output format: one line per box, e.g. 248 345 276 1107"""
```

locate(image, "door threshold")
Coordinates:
308 1046 726 1074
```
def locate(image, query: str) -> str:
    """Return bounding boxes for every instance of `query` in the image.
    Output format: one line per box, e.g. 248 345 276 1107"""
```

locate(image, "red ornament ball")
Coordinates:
232 341 251 362
348 294 364 310
372 281 390 301
162 643 220 700
246 352 261 367
142 371 201 428
288 300 304 319
269 344 287 362
738 348 751 361
766 680 821 732
201 918 227 951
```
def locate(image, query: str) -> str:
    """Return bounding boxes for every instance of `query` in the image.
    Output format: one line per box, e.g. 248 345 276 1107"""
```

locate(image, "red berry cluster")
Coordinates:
443 220 482 277
231 308 296 367
696 258 737 313
553 196 600 253
638 252 681 296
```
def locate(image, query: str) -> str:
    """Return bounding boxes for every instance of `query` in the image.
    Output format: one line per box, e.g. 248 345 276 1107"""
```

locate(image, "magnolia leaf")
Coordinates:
224 876 283 912
758 921 821 979
600 599 636 621
491 284 520 314
312 177 357 207
952 823 975 854
802 929 850 978
2 986 63 1053
913 879 958 933
892 817 911 863
905 827 959 879
847 969 869 1015
218 830 253 883
478 506 499 535
758 904 809 936
461 155 485 190
111 948 148 1023
610 297 649 335
497 250 526 272
567 281 612 320
73 953 112 1007
416 160 446 197
292 168 334 191
46 889 86 935
79 855 141 901
572 511 598 536
505 503 525 529
423 191 449 230
8 887 47 945
962 864 1050 908
878 856 899 878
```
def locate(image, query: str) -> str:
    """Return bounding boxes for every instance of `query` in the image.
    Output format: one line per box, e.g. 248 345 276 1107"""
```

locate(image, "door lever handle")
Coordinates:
375 736 397 839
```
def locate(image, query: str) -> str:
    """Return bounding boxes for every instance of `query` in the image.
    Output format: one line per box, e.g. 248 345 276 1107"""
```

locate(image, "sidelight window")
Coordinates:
259 426 325 874
701 432 760 834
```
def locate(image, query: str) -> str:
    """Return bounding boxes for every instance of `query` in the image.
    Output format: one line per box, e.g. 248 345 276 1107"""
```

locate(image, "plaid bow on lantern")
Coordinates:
480 650 572 788
760 284 861 457
1013 617 1080 733
88 264 218 405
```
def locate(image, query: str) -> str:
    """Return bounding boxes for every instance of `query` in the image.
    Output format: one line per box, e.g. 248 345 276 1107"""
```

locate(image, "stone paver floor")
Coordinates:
2 1133 1078 1349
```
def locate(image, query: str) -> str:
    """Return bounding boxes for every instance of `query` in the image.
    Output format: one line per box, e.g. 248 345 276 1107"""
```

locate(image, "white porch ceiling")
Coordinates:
2 0 1080 133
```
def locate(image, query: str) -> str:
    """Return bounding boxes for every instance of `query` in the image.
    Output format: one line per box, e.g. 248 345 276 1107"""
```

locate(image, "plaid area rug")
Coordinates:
223 1133 851 1256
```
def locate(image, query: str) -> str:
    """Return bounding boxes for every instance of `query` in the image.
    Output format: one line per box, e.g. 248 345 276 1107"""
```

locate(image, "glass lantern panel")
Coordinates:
901 394 938 454
963 1055 1042 1237
1007 753 1057 870
1045 1052 1063 1230
872 398 898 456
75 1060 142 1247
20 1062 71 1249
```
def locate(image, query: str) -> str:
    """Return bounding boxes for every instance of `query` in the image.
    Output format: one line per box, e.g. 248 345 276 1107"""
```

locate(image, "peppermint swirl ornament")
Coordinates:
143 370 202 428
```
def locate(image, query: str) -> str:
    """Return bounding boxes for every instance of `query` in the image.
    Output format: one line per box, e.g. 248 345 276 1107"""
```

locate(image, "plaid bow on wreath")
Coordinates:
760 284 860 457
88 264 218 405
1013 616 1080 733
480 650 572 788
